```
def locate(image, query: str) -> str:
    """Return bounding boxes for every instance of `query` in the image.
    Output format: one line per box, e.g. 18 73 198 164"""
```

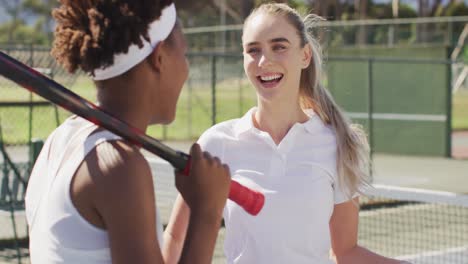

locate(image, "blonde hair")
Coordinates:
244 3 370 198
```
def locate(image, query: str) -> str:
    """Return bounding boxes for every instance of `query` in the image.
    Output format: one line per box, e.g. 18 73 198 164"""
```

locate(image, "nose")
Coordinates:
258 53 272 68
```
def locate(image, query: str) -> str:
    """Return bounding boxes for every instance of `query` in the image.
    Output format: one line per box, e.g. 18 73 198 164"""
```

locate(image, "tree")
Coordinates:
417 0 430 42
177 0 242 27
355 0 369 45
0 21 47 44
0 0 57 44
0 0 23 42
22 0 58 44
444 1 468 16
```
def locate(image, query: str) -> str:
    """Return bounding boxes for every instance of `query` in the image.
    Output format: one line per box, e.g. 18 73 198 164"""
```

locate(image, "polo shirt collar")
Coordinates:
233 107 256 137
234 107 321 137
302 108 321 134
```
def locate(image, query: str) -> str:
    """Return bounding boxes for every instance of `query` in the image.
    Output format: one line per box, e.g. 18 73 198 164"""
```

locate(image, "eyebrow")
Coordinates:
246 37 291 47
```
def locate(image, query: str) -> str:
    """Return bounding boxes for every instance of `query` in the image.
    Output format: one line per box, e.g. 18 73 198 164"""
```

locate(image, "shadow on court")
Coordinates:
0 238 28 264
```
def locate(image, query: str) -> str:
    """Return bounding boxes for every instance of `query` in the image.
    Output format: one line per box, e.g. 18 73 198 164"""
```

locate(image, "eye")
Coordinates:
246 47 260 55
273 45 286 51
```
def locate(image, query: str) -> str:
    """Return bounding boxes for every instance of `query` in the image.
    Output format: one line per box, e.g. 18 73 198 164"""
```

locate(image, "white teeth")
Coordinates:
260 74 282 81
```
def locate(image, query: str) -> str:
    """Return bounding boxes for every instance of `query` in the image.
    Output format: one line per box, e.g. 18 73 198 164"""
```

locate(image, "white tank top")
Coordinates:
25 117 164 264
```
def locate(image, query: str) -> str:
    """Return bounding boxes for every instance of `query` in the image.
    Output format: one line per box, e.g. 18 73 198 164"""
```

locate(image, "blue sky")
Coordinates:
0 5 35 24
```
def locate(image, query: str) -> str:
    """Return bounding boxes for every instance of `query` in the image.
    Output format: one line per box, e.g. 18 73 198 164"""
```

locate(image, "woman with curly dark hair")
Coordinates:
24 1 231 263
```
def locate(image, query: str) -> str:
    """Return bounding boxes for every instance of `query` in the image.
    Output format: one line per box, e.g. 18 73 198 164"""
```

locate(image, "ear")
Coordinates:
301 43 312 69
147 41 167 73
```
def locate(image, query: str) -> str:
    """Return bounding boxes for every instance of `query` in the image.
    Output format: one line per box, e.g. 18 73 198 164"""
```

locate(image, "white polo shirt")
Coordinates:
198 108 352 264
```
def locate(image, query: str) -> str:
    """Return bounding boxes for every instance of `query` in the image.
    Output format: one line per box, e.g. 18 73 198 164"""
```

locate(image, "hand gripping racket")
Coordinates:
0 51 264 215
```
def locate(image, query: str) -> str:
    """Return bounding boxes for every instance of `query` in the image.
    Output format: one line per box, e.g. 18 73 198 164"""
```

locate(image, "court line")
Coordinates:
396 246 468 261
347 112 447 122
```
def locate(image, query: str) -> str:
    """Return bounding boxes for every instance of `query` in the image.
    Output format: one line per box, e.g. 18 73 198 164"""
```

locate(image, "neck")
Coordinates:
254 98 309 145
96 71 153 132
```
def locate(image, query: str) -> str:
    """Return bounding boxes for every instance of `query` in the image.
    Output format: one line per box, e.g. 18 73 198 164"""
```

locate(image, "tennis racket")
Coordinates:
0 51 264 215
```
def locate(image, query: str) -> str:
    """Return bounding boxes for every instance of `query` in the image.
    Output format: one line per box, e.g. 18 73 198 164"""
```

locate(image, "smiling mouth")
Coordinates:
257 74 284 85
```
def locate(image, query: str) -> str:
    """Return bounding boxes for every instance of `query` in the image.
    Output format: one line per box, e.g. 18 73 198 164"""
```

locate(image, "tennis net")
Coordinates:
359 184 468 264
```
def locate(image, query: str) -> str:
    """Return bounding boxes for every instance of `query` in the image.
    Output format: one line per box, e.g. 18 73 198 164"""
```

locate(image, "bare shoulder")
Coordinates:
93 140 149 173
80 140 162 262
84 140 154 207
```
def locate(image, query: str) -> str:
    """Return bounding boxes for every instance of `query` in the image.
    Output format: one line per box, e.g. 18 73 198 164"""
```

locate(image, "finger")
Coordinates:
190 143 202 160
174 168 183 177
213 156 221 166
202 151 212 160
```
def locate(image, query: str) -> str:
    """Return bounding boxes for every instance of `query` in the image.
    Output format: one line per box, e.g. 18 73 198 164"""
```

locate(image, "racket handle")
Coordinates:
228 180 264 216
181 156 264 216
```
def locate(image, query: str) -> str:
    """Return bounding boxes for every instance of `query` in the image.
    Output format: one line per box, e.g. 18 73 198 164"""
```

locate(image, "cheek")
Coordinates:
174 56 189 88
244 58 256 78
277 53 292 66
173 57 189 102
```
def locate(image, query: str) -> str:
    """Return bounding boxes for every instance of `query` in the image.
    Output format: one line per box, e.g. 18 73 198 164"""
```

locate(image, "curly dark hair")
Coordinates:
51 0 174 74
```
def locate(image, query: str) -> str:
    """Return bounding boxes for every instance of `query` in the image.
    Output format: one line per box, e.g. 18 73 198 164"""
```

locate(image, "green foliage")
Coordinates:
22 0 57 45
289 0 310 15
22 0 56 14
365 3 418 20
398 4 419 18
0 0 466 49
445 2 468 16
0 21 47 44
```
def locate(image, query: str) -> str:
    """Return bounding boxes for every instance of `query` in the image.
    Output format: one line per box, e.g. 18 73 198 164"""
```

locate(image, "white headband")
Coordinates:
92 3 177 81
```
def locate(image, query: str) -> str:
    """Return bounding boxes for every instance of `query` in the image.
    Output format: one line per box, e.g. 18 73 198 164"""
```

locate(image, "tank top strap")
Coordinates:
27 121 97 232
82 130 122 156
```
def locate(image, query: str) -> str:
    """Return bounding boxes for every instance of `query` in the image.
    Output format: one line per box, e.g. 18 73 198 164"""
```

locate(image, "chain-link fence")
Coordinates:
0 44 82 263
147 53 256 141
0 46 457 153
185 17 468 53
176 53 454 157
0 44 80 147
0 44 462 263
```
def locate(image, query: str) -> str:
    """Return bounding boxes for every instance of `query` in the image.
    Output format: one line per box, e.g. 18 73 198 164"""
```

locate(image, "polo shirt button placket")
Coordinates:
280 153 286 161
268 151 282 184
274 151 287 178
280 152 287 178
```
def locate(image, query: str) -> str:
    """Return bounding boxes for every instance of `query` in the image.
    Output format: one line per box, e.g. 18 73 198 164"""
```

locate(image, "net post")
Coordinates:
368 58 374 181
446 59 452 158
211 55 217 126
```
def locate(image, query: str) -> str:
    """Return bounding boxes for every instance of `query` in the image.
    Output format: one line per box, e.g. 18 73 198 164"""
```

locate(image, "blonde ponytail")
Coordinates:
300 14 370 197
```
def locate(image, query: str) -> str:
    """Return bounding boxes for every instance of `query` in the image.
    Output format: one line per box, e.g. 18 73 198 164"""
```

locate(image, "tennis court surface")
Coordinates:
359 184 468 264
148 141 468 264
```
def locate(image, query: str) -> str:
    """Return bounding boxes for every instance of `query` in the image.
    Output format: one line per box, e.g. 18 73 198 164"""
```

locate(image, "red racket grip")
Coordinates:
181 156 264 216
228 180 265 216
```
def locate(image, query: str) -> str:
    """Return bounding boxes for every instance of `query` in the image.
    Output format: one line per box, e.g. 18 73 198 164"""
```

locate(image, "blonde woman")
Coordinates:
164 3 409 264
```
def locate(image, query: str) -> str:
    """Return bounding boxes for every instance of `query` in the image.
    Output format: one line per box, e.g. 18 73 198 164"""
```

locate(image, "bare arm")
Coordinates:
91 142 163 264
162 195 190 263
178 204 222 264
330 198 409 264
171 144 230 264
89 142 229 264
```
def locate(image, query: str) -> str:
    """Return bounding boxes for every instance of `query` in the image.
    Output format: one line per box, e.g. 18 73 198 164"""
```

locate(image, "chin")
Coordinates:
160 117 175 125
257 89 281 101
152 112 176 125
150 102 178 125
